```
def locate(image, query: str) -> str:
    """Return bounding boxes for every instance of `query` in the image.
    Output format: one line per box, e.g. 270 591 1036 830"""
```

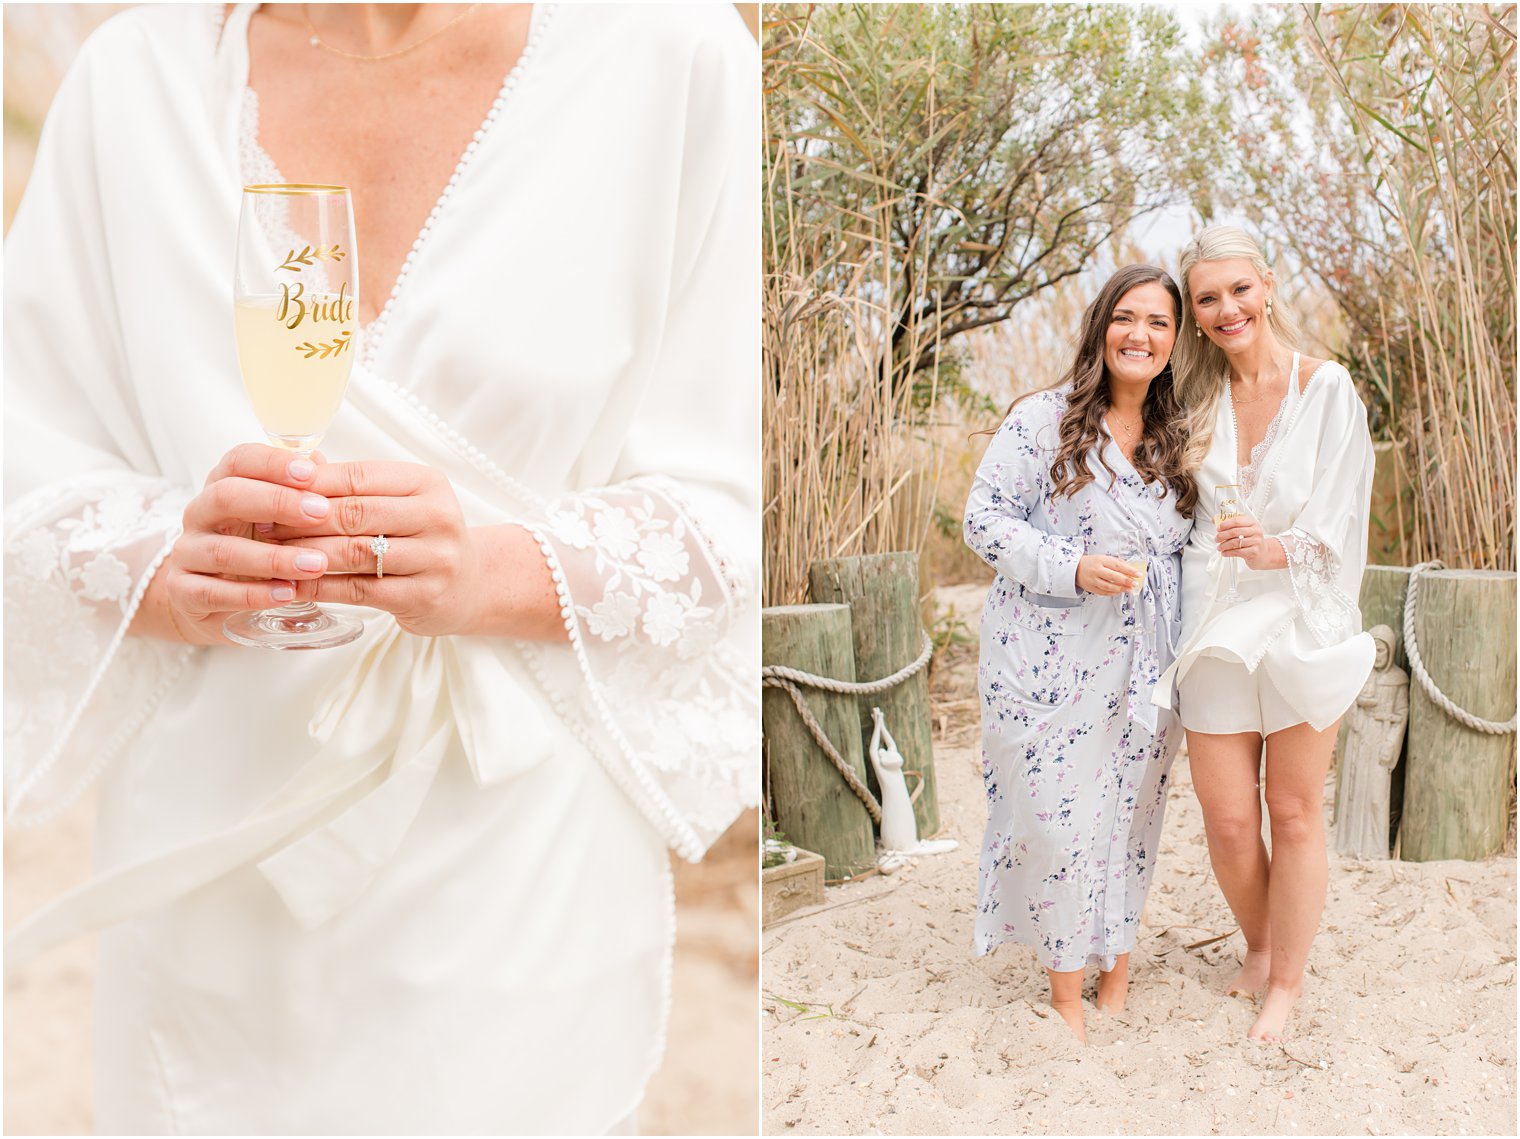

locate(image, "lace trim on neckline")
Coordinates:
1228 353 1336 500
1238 395 1289 499
238 87 285 189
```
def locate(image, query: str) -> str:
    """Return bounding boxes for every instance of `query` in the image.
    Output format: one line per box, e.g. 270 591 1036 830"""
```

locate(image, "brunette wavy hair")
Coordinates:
996 263 1198 518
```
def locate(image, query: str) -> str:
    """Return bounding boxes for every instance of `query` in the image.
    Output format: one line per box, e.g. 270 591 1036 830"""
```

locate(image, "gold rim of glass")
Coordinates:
243 183 350 195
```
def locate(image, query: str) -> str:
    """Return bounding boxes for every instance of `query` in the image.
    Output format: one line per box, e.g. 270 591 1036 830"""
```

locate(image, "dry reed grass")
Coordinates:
1251 4 1516 570
761 16 945 607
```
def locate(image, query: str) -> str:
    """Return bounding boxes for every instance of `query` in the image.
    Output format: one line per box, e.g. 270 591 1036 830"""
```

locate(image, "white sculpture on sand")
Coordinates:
868 706 957 863
1335 624 1409 859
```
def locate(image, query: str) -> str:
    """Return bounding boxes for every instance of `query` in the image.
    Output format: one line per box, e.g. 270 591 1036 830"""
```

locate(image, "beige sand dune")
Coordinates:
762 584 1515 1136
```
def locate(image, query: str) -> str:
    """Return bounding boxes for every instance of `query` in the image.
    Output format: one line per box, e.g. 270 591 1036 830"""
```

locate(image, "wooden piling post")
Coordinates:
762 604 877 879
1399 569 1517 862
809 552 940 839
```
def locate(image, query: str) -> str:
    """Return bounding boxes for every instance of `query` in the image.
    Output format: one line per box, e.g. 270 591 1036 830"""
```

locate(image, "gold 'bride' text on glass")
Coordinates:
224 184 364 649
234 280 355 445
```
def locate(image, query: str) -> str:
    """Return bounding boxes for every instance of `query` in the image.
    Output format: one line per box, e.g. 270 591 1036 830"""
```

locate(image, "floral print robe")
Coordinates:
964 388 1189 972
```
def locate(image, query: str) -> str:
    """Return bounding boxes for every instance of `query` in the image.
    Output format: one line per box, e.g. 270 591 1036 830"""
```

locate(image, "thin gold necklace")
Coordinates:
1107 409 1142 442
304 4 481 62
1231 354 1290 405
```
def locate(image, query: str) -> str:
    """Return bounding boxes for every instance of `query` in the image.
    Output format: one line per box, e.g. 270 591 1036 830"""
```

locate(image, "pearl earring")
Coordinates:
1194 324 1201 339
1266 296 1274 317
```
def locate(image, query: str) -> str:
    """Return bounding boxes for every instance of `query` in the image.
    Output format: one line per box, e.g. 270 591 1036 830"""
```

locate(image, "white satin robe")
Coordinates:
1155 361 1376 730
2 5 758 1133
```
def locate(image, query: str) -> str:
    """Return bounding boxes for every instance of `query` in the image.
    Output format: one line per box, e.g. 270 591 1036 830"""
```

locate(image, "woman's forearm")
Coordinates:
458 524 570 642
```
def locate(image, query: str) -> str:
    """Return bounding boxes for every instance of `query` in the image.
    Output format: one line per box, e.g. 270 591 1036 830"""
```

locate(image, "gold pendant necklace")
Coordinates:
1107 410 1141 442
304 4 481 62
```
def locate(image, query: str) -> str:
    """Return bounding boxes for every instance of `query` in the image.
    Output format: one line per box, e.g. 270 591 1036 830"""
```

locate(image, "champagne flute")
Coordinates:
1215 482 1244 604
1105 528 1148 593
223 183 363 650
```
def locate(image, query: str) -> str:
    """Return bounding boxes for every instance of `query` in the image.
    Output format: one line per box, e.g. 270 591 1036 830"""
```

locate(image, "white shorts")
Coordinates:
1178 656 1306 737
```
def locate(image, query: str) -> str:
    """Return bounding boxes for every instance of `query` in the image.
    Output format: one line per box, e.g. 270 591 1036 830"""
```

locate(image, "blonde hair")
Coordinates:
1172 226 1301 471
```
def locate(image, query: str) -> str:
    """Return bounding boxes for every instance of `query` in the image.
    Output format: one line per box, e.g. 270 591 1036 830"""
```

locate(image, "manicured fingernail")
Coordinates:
255 523 274 535
271 585 295 602
289 458 315 480
300 493 329 518
294 552 325 573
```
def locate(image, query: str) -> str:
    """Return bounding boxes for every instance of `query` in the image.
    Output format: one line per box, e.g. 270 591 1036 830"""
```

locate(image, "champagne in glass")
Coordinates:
223 184 364 650
1108 528 1148 593
1215 482 1244 604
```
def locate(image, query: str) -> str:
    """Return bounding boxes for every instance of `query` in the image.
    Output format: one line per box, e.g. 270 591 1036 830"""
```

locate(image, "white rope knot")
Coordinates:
1403 560 1516 735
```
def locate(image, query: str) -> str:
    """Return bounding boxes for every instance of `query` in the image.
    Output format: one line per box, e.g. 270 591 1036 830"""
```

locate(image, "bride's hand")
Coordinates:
258 460 490 637
1215 515 1275 570
142 444 335 644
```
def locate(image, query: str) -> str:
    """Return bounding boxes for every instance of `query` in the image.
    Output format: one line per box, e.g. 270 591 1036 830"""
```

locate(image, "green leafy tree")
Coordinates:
766 3 1222 389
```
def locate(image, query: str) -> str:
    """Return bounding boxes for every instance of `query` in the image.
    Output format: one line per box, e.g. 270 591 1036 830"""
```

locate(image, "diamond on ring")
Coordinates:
370 534 389 579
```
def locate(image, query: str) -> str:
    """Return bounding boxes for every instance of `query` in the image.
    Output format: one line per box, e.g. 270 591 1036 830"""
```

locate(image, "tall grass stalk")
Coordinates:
1302 4 1515 569
762 17 945 606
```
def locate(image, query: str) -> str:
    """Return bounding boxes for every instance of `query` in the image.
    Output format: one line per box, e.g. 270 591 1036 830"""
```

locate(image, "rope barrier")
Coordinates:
764 633 934 695
762 633 935 821
1402 560 1516 735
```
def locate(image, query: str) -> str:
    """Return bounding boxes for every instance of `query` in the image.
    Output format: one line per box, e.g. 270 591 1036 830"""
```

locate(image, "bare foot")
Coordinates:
1095 959 1129 1014
1050 998 1087 1044
1246 985 1299 1042
1227 948 1271 998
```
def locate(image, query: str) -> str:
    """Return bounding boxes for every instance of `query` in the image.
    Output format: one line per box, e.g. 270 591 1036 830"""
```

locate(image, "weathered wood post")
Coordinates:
809 552 940 840
762 604 877 879
1335 565 1413 832
1398 569 1517 862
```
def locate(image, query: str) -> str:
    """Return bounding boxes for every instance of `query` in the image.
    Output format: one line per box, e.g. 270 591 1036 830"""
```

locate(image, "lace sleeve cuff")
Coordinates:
518 475 757 860
1276 527 1356 647
4 475 196 823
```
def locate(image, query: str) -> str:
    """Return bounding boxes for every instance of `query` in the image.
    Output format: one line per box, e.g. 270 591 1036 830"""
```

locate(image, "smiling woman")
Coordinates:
963 263 1197 1043
2 3 759 1134
1156 224 1376 1044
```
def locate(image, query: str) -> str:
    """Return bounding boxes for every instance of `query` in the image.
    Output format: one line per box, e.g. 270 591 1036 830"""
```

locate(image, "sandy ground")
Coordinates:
761 584 1516 1136
4 797 758 1136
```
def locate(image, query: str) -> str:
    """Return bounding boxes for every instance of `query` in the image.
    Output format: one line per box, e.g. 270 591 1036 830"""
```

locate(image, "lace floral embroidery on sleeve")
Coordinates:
527 474 756 858
543 481 734 661
1276 527 1356 647
4 476 194 823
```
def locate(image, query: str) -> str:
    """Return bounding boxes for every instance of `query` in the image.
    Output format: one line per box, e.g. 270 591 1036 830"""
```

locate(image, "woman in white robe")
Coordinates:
964 265 1195 1043
4 4 758 1133
1154 225 1375 1042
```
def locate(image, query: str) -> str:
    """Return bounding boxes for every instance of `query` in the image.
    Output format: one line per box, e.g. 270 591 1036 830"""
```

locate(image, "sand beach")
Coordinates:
761 584 1515 1136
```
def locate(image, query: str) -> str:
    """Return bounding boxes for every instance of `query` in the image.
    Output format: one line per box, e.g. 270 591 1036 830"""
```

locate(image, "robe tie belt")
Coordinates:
1119 551 1177 735
4 620 554 973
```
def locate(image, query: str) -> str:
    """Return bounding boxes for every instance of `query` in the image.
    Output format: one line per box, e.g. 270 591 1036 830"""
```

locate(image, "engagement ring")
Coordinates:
370 534 390 579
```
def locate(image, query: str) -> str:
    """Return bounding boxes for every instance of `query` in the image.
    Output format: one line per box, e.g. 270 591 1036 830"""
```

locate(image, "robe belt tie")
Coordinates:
1120 553 1177 735
4 621 554 973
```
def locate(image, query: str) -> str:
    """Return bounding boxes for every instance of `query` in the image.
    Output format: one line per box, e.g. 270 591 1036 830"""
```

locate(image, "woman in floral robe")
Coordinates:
964 264 1196 1042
